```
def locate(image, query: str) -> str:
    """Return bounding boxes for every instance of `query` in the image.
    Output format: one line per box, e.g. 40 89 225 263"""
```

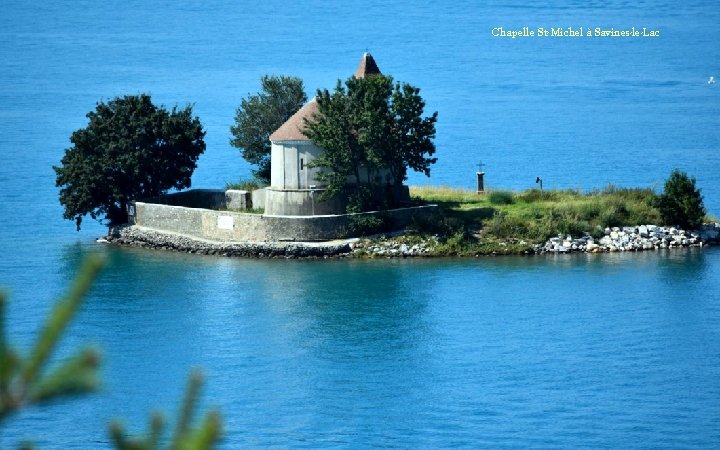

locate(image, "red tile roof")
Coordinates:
269 97 319 142
270 53 383 142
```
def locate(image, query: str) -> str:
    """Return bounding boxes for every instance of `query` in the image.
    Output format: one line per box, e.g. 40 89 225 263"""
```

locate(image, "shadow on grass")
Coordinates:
448 206 496 224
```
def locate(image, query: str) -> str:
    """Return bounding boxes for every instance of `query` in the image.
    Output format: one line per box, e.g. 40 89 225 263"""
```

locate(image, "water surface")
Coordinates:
1 0 719 447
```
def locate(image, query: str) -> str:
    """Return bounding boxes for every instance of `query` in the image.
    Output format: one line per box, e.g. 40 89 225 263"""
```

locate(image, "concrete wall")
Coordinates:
264 185 409 216
251 188 266 210
225 190 251 210
264 187 345 216
271 141 325 190
130 202 267 241
129 201 437 242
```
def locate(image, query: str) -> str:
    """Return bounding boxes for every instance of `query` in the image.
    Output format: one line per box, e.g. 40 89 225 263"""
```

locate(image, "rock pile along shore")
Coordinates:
349 239 435 257
535 223 720 254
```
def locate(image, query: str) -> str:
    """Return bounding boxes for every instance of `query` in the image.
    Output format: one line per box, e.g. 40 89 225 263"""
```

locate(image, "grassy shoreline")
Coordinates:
355 185 713 257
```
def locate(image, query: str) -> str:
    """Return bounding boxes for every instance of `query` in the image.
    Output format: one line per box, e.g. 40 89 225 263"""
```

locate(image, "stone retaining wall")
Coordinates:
107 225 353 258
129 200 437 242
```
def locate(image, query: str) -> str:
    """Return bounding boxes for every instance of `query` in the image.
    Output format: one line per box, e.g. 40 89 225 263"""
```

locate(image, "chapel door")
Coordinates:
284 146 299 189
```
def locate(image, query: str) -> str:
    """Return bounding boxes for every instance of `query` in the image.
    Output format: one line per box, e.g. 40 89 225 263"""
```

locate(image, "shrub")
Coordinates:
517 188 543 203
598 200 630 227
347 214 388 237
656 169 706 229
407 212 463 237
488 190 515 205
487 211 528 238
225 178 266 191
346 186 375 213
435 230 475 255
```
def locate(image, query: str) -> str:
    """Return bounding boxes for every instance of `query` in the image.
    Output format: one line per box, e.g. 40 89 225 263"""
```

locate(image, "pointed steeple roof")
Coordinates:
354 52 381 78
269 97 319 142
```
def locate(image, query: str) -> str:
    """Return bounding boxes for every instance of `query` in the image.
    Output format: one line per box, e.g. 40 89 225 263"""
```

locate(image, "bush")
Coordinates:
488 190 515 205
435 230 475 255
598 201 630 227
347 214 388 237
656 169 706 229
487 211 527 238
407 212 463 237
225 178 266 191
517 188 543 203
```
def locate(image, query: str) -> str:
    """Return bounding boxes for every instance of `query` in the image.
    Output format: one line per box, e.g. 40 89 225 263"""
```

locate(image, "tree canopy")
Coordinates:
230 75 307 182
657 169 706 229
303 74 437 211
54 94 206 230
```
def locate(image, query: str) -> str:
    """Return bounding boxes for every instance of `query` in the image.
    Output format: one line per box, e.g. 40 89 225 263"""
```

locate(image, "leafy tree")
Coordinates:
230 75 307 182
303 74 437 211
54 94 206 230
656 169 706 229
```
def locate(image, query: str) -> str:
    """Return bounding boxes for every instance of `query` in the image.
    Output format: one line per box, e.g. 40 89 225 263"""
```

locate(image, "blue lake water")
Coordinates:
1 0 720 447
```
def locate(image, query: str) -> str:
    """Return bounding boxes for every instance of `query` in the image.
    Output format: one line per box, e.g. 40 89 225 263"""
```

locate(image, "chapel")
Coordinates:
263 53 395 216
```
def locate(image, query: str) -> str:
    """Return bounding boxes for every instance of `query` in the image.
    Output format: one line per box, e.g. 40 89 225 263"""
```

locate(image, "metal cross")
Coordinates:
477 161 486 172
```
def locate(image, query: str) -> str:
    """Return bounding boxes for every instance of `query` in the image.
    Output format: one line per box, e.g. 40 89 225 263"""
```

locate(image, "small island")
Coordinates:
105 180 719 258
55 54 718 258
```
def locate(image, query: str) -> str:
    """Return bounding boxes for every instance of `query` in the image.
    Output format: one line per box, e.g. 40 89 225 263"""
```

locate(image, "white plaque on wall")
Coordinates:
217 215 234 230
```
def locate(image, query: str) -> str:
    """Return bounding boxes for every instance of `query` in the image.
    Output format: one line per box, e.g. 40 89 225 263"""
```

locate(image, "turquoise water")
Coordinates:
2 0 720 447
4 247 720 447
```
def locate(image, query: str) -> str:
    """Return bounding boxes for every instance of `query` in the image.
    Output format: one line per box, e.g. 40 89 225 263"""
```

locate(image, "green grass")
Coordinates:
407 185 665 254
219 207 264 214
225 178 267 191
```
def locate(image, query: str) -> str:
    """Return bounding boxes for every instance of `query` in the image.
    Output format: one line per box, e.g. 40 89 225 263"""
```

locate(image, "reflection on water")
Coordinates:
2 243 720 447
1 0 720 443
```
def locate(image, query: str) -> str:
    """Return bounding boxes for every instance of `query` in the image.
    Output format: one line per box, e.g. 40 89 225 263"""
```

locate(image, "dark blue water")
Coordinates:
2 0 720 447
